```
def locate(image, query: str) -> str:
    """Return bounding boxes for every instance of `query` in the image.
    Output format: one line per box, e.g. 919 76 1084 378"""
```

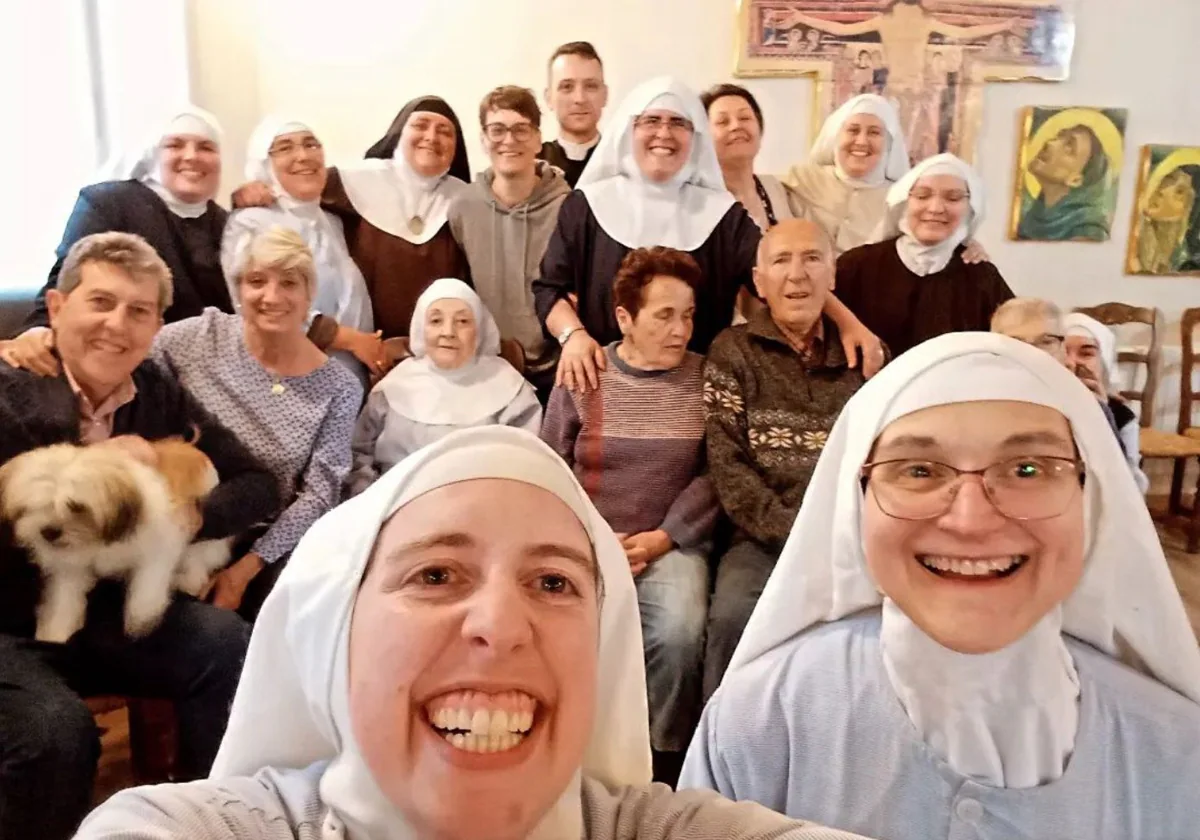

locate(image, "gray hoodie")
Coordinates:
449 162 570 371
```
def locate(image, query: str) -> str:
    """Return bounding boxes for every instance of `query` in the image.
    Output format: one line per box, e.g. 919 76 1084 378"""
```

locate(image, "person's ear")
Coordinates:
615 305 633 336
752 266 767 300
46 289 65 326
1066 172 1084 189
599 84 609 110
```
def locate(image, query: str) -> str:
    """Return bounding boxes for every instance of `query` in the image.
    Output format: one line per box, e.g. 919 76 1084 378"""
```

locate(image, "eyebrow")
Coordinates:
877 430 1073 452
384 532 595 575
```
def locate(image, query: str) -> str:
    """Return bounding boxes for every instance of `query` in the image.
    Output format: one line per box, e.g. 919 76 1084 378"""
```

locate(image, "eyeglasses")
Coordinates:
484 122 536 142
860 456 1085 521
268 138 323 157
633 114 695 134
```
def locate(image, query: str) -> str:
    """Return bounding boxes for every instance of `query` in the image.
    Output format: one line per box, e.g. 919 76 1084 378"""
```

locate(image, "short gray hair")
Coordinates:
990 297 1063 334
238 226 316 297
58 232 174 314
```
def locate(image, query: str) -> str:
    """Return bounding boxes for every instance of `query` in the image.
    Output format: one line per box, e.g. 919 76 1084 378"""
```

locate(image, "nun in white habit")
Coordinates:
76 426 875 840
223 116 380 385
2 106 230 374
680 332 1200 840
833 153 1013 358
783 94 910 255
534 77 882 393
1063 312 1149 494
346 278 541 496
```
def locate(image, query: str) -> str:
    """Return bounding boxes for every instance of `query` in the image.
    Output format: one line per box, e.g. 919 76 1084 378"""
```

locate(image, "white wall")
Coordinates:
188 0 1199 322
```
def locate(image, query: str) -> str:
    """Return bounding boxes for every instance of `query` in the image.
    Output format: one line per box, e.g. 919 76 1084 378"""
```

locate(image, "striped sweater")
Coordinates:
541 343 718 549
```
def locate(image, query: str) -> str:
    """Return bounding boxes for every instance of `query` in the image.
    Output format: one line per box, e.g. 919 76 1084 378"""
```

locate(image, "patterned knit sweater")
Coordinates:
541 343 718 549
704 311 865 551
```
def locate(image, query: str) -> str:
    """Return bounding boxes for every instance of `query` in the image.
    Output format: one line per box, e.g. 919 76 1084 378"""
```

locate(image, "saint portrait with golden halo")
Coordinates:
1010 105 1127 242
1127 145 1200 275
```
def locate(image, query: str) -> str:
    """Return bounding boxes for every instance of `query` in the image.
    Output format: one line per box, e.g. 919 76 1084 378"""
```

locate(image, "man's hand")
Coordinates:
615 530 673 577
0 328 59 376
555 329 606 392
1074 365 1108 401
840 323 886 379
230 181 275 209
206 553 265 611
961 238 991 265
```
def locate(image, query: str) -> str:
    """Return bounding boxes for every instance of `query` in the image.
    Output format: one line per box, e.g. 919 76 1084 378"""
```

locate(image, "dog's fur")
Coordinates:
0 439 230 643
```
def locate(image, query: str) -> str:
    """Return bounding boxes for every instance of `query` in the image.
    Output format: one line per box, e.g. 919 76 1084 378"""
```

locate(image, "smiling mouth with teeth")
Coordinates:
917 555 1028 580
425 690 537 754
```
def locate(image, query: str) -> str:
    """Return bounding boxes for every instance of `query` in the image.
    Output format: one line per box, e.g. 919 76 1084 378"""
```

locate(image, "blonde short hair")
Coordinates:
58 232 174 314
239 226 316 297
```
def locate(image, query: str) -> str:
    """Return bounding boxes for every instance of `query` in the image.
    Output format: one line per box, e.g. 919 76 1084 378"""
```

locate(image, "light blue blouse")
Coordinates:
680 610 1200 840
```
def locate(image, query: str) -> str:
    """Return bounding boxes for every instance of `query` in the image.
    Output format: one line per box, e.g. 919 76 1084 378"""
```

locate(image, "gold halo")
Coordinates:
1140 147 1200 210
1023 108 1124 199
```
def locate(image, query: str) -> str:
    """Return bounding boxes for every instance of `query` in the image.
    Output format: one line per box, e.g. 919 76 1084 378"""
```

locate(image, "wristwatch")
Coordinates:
557 326 583 346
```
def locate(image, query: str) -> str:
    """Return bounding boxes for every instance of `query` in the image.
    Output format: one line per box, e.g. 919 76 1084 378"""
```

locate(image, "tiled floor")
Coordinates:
88 524 1200 807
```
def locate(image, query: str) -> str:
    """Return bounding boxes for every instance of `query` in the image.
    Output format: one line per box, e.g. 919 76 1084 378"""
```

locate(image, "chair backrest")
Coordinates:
1073 302 1164 428
1181 307 1199 433
380 336 526 375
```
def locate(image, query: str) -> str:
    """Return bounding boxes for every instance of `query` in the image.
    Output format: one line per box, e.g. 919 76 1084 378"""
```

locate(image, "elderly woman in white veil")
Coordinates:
1 106 229 374
223 116 381 386
681 332 1200 839
833 153 1013 358
76 426 875 840
346 278 541 496
534 76 884 394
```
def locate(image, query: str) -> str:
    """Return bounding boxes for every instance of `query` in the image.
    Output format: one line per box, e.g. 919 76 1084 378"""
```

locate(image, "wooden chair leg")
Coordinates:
1170 457 1187 516
1188 464 1200 555
127 698 178 784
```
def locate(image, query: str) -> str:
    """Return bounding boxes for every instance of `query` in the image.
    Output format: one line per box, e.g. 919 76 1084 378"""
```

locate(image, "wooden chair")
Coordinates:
1074 303 1200 552
1156 307 1200 553
379 337 527 376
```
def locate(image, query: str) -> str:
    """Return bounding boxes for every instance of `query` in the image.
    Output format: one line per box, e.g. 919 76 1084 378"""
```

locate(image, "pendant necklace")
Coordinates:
408 215 425 236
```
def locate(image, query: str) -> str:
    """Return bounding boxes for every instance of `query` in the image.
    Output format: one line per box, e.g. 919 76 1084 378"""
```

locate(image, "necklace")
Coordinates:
270 375 286 395
408 215 425 235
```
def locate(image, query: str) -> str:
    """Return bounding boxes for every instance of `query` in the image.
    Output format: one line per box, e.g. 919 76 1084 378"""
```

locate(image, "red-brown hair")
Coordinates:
612 247 702 318
478 85 542 129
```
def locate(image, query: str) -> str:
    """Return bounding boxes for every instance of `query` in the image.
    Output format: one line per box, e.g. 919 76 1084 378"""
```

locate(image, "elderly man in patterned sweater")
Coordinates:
702 219 868 699
541 246 717 786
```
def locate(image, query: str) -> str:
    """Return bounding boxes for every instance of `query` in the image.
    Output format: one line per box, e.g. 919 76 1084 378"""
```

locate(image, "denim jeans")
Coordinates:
0 583 250 840
635 546 710 752
702 539 778 701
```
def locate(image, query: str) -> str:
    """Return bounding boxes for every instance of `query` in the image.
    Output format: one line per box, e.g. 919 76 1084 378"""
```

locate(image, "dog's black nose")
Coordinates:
40 526 63 543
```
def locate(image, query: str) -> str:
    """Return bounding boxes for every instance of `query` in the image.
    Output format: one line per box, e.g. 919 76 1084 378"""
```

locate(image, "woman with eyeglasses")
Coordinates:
680 331 1200 839
233 97 472 354
223 117 380 386
834 153 1013 358
533 77 884 395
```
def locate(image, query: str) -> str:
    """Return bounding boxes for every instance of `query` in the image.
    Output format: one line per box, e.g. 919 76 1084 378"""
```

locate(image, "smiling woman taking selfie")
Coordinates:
833 154 1013 358
75 426 874 840
681 332 1200 839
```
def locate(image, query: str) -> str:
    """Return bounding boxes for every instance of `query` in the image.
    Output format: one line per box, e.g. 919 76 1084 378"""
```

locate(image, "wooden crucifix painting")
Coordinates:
735 0 1076 164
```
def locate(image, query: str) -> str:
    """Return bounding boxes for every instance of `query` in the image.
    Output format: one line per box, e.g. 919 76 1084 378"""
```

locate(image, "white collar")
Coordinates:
338 152 466 245
557 134 600 161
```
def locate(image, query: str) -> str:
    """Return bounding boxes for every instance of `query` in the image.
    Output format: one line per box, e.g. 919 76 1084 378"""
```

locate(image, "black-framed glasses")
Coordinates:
484 122 536 142
633 114 694 133
268 138 323 157
860 456 1085 521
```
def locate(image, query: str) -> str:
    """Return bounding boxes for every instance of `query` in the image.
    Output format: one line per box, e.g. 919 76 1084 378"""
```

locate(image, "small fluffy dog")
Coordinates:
0 437 231 643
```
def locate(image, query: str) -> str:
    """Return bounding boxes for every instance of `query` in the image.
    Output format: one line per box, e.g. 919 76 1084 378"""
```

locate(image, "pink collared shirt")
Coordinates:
64 367 138 444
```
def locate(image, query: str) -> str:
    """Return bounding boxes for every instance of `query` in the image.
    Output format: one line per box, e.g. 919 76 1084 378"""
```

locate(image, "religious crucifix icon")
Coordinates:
736 0 1076 164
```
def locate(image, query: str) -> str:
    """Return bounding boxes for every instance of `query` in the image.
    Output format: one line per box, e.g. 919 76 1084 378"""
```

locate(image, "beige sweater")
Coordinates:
75 764 871 840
